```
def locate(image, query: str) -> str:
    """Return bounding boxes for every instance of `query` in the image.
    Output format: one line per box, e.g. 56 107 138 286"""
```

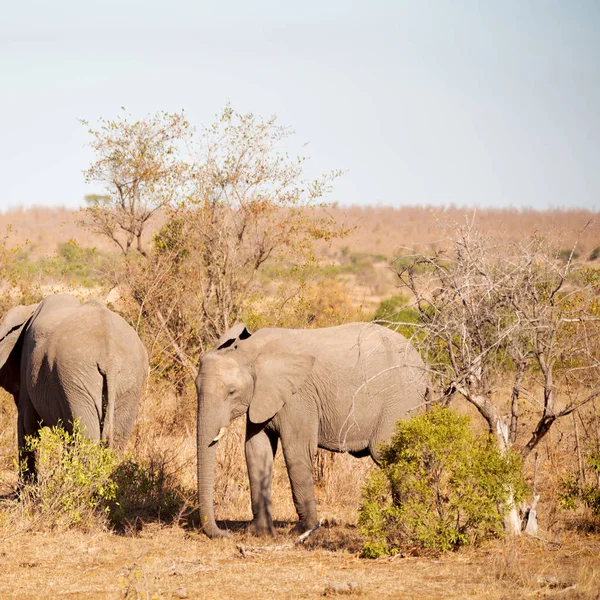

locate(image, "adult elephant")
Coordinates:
196 322 429 538
0 293 149 477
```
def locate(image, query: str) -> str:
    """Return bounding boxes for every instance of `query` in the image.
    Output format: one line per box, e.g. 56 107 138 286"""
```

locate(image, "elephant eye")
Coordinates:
227 386 236 396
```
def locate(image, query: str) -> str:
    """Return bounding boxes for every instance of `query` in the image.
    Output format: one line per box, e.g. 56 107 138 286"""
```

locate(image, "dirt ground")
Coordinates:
1 521 598 600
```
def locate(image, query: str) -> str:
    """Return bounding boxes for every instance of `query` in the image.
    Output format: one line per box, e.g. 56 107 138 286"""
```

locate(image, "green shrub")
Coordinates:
372 294 422 340
358 407 526 556
589 246 600 261
558 450 600 520
17 422 192 532
54 240 103 287
21 421 118 530
556 248 580 263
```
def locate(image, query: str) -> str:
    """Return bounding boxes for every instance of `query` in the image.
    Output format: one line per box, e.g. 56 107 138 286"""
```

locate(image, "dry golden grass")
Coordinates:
324 205 600 259
0 526 598 599
2 205 599 261
4 204 597 317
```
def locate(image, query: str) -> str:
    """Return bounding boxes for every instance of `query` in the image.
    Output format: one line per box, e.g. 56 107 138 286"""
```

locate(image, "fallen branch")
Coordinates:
296 519 322 543
237 520 322 557
237 543 293 557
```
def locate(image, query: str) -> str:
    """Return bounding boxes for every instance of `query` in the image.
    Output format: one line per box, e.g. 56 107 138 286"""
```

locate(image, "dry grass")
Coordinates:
2 205 599 261
0 526 598 599
2 205 598 319
322 205 600 259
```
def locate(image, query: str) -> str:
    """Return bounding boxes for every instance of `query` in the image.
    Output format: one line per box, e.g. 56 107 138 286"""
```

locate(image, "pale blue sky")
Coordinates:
1 0 599 212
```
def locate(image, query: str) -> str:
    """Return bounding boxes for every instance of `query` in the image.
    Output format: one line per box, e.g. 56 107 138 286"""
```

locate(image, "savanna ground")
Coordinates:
1 205 600 599
1 527 599 599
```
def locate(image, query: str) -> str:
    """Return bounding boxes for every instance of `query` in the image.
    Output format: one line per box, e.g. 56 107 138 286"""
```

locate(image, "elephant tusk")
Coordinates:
212 427 227 443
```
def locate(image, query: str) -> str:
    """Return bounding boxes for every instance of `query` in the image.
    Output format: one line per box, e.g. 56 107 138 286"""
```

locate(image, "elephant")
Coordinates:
196 321 429 538
0 293 149 478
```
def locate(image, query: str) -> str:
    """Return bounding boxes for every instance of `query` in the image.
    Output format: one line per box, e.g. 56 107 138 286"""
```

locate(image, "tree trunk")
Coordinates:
458 387 521 535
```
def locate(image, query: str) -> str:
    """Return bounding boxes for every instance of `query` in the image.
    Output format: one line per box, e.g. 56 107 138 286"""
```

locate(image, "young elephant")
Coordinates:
196 322 429 538
0 293 149 477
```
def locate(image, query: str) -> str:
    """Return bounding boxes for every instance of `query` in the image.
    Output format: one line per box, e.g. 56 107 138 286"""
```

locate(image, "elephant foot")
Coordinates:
249 518 276 537
291 517 319 536
203 525 230 539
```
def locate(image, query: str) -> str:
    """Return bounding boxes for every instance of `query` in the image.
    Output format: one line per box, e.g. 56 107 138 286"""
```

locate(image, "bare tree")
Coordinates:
390 220 600 533
395 220 600 457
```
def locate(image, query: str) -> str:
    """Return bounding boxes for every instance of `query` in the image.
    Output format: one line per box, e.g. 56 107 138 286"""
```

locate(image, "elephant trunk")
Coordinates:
197 415 229 538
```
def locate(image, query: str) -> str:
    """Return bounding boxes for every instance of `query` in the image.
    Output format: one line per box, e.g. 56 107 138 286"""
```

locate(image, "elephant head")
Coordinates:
196 324 314 538
0 304 38 399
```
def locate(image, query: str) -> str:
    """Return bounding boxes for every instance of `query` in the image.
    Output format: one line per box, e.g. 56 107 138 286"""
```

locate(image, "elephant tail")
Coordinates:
98 363 117 448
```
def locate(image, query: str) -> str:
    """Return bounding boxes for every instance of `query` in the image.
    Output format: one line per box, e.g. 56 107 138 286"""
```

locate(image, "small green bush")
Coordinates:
22 422 118 529
54 240 103 287
556 248 580 263
558 450 600 519
17 422 192 532
358 407 526 557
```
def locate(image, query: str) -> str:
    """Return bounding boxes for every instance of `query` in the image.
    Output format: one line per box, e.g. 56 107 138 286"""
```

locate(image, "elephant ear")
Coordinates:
249 352 315 424
216 323 252 350
0 304 37 371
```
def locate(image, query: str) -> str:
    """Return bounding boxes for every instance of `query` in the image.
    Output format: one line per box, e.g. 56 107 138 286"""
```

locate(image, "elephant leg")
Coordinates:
368 432 387 465
245 421 278 536
111 388 140 449
369 411 404 464
280 434 318 533
17 394 42 482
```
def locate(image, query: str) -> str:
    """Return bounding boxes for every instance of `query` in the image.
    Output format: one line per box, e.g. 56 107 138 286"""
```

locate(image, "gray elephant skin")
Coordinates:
0 293 149 476
196 321 429 538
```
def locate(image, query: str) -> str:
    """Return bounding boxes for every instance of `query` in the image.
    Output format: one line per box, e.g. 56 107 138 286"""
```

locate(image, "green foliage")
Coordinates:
557 475 581 512
556 248 580 263
589 246 600 261
347 251 387 266
16 421 192 531
84 193 111 206
558 450 600 519
153 217 189 262
5 239 105 289
373 294 420 329
373 294 421 340
21 422 119 529
391 254 431 274
359 407 526 556
583 267 600 295
54 240 104 286
260 251 387 282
